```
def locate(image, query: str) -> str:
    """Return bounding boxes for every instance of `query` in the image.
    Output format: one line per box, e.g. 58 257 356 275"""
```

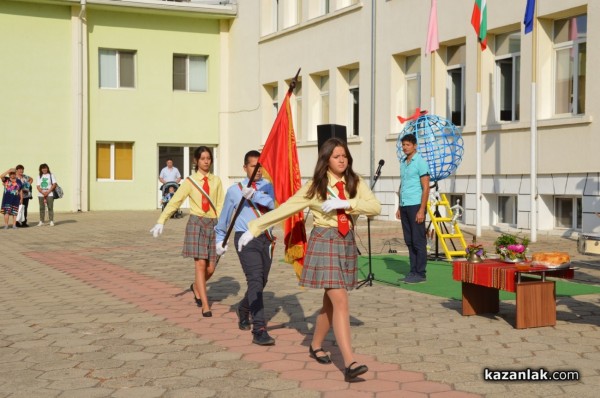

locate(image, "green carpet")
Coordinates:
357 255 600 300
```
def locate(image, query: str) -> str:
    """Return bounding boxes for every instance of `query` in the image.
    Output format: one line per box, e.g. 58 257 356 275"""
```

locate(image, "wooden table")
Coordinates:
452 260 574 329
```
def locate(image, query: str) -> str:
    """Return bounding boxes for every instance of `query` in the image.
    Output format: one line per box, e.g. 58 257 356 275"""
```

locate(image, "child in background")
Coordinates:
162 185 176 208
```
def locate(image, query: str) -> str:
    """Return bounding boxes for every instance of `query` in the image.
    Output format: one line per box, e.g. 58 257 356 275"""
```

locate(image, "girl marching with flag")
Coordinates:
236 138 381 382
150 146 224 318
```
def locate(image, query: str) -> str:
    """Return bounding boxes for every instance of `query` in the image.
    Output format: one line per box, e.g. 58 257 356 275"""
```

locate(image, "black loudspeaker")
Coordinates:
317 124 347 151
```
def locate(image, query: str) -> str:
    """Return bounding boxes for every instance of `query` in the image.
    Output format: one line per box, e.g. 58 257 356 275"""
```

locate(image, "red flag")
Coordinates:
471 0 487 50
259 89 307 279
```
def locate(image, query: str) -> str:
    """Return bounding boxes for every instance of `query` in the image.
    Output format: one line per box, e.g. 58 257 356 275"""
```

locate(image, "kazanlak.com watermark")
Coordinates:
483 368 580 382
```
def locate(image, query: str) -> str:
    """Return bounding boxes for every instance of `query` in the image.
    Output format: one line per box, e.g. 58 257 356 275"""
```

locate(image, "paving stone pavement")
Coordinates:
1 211 599 397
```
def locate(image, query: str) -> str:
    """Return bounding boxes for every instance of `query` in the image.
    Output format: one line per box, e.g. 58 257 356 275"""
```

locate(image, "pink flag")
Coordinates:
426 0 439 54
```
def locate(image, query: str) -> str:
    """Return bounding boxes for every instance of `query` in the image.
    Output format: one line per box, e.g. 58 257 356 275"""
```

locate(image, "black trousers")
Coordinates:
400 204 428 277
234 232 273 331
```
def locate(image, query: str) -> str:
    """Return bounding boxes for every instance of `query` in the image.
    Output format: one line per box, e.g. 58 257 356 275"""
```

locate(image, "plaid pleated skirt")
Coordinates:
182 215 217 262
299 227 358 290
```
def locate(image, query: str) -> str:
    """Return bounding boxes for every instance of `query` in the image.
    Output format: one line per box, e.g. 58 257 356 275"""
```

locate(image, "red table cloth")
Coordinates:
452 260 574 293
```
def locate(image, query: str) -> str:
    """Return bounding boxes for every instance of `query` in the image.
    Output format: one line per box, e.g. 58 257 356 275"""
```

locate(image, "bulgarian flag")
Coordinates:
471 0 487 50
259 86 307 279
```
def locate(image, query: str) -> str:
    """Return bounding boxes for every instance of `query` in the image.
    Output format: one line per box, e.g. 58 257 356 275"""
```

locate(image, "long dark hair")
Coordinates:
306 138 358 200
194 146 213 172
39 163 50 177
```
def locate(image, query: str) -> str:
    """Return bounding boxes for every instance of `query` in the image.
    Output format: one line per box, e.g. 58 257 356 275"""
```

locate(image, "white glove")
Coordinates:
216 241 228 256
237 230 254 252
241 186 256 200
150 224 164 238
322 198 351 213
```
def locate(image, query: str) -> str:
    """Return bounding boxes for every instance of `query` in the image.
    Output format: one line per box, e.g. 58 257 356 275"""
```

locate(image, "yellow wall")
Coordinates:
87 9 222 210
0 1 72 213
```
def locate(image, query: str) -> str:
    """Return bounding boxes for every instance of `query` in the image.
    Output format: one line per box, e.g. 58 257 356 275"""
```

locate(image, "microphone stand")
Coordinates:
357 161 384 289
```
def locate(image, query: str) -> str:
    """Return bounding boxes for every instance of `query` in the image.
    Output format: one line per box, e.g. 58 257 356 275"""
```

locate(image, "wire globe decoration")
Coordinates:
396 113 464 182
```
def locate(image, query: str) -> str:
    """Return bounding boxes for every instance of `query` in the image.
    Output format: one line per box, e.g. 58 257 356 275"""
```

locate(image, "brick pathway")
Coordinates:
1 210 599 397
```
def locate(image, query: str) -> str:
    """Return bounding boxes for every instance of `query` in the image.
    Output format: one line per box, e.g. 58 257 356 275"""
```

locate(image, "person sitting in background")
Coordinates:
162 185 176 207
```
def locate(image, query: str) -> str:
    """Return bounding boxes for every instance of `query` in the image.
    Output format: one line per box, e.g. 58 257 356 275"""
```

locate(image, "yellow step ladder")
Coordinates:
427 193 467 261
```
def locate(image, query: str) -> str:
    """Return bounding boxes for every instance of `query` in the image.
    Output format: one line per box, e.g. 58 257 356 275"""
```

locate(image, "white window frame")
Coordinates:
497 195 517 226
97 142 134 182
348 86 359 136
173 55 208 92
447 65 465 126
271 85 279 121
293 80 303 141
552 15 587 116
554 196 582 230
495 54 520 122
99 49 136 89
320 75 329 125
404 54 421 119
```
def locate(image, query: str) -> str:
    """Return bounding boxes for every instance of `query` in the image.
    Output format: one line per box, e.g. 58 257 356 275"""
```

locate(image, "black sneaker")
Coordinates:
403 275 426 284
252 328 275 346
236 307 251 331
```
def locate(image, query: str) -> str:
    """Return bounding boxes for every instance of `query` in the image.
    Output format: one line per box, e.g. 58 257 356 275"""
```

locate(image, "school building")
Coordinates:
1 0 599 236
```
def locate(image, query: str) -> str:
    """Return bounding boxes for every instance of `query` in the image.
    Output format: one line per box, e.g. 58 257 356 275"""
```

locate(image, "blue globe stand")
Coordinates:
397 112 464 260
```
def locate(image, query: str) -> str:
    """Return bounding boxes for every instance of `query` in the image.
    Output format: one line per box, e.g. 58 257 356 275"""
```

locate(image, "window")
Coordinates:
282 0 301 28
335 0 357 10
308 0 329 19
97 142 133 181
555 197 582 229
498 195 517 225
446 45 466 126
270 85 279 120
553 15 587 115
495 32 520 122
173 55 207 92
405 55 421 117
320 74 329 125
449 194 464 210
99 49 135 89
347 68 359 136
294 81 303 140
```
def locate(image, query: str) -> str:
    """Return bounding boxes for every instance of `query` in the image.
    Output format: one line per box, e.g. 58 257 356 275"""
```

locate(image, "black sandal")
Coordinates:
309 345 332 364
344 361 368 382
190 283 202 307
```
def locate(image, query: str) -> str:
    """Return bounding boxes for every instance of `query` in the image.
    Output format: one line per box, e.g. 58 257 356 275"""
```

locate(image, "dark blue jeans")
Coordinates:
234 232 273 331
400 205 428 277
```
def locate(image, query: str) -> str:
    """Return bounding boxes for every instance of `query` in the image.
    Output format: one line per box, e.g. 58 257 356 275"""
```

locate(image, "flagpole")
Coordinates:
430 54 435 114
476 41 482 238
529 1 538 243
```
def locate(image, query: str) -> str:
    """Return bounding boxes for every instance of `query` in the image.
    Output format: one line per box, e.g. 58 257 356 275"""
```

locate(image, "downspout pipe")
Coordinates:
76 0 86 211
369 0 376 187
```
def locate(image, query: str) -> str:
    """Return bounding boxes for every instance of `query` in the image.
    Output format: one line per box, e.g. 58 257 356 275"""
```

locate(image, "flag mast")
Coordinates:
529 1 538 242
475 44 482 238
426 0 439 113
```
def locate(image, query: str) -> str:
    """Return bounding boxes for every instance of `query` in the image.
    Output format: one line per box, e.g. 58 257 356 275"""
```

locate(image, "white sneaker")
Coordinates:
49 221 55 227
37 221 44 227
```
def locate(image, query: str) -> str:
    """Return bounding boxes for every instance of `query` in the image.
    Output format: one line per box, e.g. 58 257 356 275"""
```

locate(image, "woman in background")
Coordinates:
1 170 23 229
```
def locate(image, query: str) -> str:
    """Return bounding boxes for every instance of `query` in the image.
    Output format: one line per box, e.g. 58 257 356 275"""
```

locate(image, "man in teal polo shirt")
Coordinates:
396 134 430 283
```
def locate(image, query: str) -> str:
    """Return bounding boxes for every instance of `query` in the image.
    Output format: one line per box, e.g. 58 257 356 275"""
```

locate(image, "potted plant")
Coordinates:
465 240 486 263
494 233 530 262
